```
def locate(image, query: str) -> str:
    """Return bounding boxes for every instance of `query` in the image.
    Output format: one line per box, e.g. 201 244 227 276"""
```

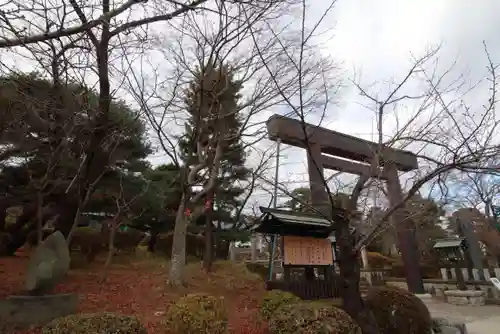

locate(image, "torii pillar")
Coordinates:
266 114 424 294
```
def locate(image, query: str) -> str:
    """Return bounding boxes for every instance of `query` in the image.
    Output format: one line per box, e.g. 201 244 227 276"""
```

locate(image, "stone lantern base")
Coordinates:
444 290 485 306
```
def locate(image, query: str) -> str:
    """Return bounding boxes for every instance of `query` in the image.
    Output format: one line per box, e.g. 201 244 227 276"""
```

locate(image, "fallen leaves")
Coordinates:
0 253 268 333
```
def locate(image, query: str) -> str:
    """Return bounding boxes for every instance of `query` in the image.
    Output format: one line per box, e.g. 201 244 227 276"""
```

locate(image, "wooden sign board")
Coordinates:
282 236 333 265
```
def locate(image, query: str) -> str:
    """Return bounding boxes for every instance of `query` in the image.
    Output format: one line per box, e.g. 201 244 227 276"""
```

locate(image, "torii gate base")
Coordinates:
266 114 424 294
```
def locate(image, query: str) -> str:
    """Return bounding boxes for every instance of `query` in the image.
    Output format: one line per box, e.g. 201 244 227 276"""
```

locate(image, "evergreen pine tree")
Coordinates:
179 62 251 260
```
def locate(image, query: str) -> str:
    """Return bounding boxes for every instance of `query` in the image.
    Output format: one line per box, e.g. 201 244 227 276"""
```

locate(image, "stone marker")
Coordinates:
25 231 70 294
0 231 75 329
432 318 468 334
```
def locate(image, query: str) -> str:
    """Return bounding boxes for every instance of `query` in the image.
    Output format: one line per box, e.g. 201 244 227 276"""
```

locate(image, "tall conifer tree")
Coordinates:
179 62 250 268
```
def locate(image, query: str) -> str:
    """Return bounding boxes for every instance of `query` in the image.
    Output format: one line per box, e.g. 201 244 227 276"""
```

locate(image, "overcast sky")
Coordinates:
3 0 497 213
247 0 500 210
330 0 500 132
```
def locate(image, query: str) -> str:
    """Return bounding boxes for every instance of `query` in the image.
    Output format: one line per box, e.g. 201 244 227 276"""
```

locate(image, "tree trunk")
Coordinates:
66 204 87 246
336 219 379 334
36 191 43 244
251 234 257 261
0 201 8 231
169 196 188 286
203 216 213 272
102 218 118 280
148 230 159 253
203 191 215 271
216 238 230 260
56 197 79 238
0 203 8 255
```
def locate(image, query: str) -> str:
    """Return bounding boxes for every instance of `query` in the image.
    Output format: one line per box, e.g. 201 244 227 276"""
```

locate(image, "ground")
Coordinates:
0 248 268 334
425 299 500 334
4 249 500 334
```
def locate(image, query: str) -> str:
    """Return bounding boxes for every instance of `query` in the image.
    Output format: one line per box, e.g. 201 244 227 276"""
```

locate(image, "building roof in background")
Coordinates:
433 237 466 249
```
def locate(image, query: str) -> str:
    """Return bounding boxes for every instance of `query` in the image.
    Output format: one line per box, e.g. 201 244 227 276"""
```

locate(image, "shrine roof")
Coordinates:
251 206 342 238
433 238 466 249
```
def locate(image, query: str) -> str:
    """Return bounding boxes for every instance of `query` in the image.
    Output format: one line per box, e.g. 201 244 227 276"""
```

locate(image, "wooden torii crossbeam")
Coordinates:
266 114 424 293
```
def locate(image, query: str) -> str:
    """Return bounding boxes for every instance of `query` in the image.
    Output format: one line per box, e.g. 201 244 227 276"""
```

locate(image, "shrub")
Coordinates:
69 251 90 269
113 228 145 253
208 261 262 288
165 293 228 333
260 290 301 320
42 312 147 334
70 227 106 263
366 252 395 268
245 262 268 279
268 301 362 334
364 286 432 334
155 232 204 259
5 206 21 228
389 261 439 279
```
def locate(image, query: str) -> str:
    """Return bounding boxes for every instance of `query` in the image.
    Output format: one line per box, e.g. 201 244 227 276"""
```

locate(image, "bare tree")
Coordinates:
101 173 149 279
246 0 500 331
5 0 284 279
448 161 499 263
0 1 209 48
451 169 499 218
0 1 221 243
118 0 303 285
359 44 499 247
125 61 239 286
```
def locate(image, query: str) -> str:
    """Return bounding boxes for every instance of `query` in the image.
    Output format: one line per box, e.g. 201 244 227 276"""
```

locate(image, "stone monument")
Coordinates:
25 231 71 294
0 231 77 329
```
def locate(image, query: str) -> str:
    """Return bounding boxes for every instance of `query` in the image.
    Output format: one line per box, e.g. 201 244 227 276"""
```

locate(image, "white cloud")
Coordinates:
2 0 498 214
251 0 500 212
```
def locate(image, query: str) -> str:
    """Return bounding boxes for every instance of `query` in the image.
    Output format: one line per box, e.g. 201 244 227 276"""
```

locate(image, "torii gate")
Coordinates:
266 114 424 293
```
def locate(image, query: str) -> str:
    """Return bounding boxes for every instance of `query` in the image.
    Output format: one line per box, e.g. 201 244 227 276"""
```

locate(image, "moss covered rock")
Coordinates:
165 293 227 333
42 312 147 334
365 286 432 334
269 301 362 334
260 289 301 320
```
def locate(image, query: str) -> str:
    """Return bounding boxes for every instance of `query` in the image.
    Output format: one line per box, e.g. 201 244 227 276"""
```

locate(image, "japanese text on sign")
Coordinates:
282 236 333 265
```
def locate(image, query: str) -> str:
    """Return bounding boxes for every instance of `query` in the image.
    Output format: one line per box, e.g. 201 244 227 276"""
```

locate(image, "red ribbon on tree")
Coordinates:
185 208 191 217
205 199 212 209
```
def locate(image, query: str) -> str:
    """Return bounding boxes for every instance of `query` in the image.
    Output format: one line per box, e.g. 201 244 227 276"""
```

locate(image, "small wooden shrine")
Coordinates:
433 238 468 290
252 206 342 300
266 114 424 293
